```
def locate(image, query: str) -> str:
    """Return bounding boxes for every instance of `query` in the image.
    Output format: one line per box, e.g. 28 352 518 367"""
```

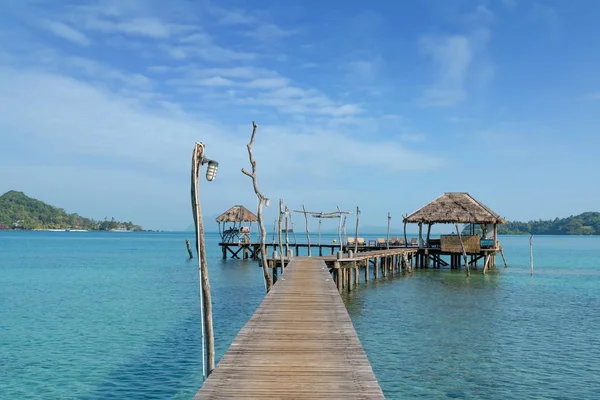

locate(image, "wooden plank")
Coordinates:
194 258 384 399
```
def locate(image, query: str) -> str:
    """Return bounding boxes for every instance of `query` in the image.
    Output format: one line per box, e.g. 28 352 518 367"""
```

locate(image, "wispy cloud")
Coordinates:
246 24 297 42
416 5 493 107
417 35 471 107
584 92 600 101
166 33 257 61
45 21 91 46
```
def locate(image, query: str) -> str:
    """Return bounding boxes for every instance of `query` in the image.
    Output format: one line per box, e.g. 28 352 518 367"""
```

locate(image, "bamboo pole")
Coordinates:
455 223 470 277
191 142 215 376
241 121 273 293
186 239 193 259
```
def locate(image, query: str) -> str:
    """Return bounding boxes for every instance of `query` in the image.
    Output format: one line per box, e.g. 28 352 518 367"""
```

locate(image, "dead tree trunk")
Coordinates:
191 142 215 375
241 121 273 293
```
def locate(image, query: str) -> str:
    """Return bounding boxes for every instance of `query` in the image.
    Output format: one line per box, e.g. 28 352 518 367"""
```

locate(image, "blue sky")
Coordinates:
1 0 599 232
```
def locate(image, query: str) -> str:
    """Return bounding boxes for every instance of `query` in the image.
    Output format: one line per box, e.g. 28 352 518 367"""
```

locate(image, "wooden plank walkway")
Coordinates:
194 258 385 399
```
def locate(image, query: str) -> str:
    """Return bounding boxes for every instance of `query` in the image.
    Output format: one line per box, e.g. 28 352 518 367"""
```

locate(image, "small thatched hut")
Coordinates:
216 205 258 243
403 192 505 251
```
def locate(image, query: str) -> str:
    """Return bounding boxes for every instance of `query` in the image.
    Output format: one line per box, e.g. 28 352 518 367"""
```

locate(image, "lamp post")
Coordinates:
191 142 218 378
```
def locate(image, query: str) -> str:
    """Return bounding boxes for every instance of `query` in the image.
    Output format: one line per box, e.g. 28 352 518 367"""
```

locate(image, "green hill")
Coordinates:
463 212 600 235
0 191 142 231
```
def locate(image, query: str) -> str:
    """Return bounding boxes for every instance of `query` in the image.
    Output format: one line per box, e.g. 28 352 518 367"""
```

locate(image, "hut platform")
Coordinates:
194 258 384 399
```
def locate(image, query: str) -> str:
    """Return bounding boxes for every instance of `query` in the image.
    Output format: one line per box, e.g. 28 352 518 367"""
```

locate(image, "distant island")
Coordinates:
463 212 600 235
0 191 142 231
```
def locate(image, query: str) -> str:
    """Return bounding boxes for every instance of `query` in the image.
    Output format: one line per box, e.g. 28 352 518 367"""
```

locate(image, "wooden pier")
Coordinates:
220 242 348 259
194 258 384 399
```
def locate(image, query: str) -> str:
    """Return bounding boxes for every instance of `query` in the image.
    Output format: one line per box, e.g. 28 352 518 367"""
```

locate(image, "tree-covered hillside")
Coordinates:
464 212 600 235
0 191 142 231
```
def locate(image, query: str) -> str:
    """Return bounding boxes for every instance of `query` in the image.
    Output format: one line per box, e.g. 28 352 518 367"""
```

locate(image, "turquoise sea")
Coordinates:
1 231 599 399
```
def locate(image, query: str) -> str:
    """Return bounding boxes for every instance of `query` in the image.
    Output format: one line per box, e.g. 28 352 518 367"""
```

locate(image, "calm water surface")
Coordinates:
1 232 599 399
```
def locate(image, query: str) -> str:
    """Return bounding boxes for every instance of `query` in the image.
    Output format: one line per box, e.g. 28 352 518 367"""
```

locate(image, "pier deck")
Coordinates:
194 258 384 399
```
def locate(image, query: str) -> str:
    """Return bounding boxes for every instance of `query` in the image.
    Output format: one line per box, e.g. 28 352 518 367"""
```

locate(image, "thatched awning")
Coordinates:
403 192 506 225
216 205 258 223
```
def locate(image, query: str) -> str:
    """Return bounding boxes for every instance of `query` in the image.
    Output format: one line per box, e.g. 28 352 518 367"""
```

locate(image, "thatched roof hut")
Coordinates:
216 205 258 223
403 192 505 225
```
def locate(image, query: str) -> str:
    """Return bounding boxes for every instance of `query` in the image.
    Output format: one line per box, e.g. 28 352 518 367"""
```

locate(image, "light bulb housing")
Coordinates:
205 160 219 182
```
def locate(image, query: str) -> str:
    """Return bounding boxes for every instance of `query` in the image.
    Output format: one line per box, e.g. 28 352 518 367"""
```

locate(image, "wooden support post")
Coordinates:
455 223 470 277
426 223 432 248
272 259 278 283
348 267 353 291
482 255 489 274
354 262 359 286
334 261 341 293
222 245 227 259
418 223 423 248
278 199 285 276
354 206 360 254
296 245 299 257
319 246 323 256
302 205 311 257
364 260 369 282
386 212 391 250
374 258 379 279
383 257 387 278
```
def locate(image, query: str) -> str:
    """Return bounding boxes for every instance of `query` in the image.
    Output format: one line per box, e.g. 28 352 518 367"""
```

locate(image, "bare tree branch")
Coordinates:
241 121 273 292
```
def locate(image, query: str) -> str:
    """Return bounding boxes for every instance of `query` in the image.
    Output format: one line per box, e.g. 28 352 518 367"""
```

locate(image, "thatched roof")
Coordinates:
216 205 258 223
403 192 506 224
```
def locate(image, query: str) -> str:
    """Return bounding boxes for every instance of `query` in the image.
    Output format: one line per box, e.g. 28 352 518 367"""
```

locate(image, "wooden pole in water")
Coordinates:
191 142 215 376
318 219 322 246
499 245 508 268
241 121 273 293
455 223 470 277
186 239 194 259
386 212 391 249
530 234 534 275
354 206 360 253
